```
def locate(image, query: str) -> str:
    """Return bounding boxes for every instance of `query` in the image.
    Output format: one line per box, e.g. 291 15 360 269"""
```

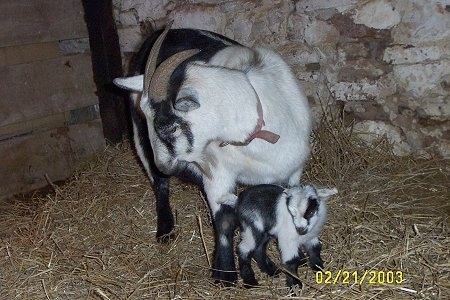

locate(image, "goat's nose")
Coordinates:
296 226 308 235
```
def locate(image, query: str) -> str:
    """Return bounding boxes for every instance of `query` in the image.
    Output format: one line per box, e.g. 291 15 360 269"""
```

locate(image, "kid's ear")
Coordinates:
287 203 298 218
284 192 297 217
316 188 338 201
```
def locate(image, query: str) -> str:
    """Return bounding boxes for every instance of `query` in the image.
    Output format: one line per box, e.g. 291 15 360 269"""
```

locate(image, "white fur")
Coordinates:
114 75 144 92
271 186 336 263
236 184 337 286
186 47 310 214
117 45 311 216
237 225 256 258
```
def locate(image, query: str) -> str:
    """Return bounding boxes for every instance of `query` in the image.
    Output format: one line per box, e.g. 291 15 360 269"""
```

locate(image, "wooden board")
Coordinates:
0 42 60 67
0 105 100 141
0 120 105 200
0 39 90 67
0 0 88 47
0 53 98 127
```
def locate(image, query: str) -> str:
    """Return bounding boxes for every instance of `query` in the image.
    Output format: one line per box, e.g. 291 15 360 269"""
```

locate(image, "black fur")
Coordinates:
237 226 281 288
306 242 324 271
236 184 326 289
304 198 318 220
132 29 239 75
153 101 194 157
212 204 238 286
284 255 304 288
237 184 284 230
129 92 174 241
236 185 285 287
126 28 240 283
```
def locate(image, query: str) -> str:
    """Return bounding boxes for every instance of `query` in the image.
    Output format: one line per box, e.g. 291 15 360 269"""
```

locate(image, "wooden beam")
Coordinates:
82 0 129 144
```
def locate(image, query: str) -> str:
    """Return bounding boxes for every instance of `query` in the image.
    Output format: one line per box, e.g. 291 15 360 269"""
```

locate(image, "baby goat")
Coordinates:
236 184 337 288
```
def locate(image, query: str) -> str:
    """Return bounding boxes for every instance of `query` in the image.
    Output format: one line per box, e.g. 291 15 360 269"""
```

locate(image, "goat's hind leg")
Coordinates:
237 225 259 287
253 234 281 277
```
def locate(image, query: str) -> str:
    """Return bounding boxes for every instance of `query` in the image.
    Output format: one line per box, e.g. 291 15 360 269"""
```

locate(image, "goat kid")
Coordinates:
236 184 338 288
113 21 311 285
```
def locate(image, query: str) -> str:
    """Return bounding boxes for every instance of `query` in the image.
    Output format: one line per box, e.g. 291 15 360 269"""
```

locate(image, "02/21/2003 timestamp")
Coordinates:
315 270 404 285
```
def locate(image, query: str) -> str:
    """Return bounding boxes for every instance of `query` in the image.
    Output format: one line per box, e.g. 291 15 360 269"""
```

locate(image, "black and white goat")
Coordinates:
113 21 311 284
236 184 337 288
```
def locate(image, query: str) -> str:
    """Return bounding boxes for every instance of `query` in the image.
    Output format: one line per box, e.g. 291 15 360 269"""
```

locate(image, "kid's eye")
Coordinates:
304 198 318 220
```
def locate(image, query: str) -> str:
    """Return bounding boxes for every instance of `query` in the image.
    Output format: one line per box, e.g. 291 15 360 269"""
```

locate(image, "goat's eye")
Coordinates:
304 198 318 220
170 126 181 136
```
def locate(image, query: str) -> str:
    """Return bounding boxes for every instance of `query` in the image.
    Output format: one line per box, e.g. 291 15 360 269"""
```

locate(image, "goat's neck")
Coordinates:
219 90 279 147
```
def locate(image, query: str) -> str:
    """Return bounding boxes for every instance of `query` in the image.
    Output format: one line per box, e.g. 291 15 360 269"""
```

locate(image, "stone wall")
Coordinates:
113 0 450 158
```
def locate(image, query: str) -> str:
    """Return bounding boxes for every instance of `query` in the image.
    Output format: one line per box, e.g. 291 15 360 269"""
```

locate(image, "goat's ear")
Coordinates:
284 192 297 217
316 188 338 201
113 75 144 92
174 96 200 112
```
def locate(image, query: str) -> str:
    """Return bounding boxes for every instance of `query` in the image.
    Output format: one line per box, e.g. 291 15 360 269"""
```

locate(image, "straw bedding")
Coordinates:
1 115 448 299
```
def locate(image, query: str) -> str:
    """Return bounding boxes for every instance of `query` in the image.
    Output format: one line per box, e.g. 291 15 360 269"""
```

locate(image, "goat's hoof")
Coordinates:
288 282 303 290
288 282 303 296
286 278 303 290
213 270 238 287
243 279 259 289
266 267 282 277
310 259 324 271
156 230 176 243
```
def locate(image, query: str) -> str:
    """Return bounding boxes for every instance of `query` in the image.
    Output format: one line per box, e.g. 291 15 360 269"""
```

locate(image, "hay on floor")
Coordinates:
0 115 449 299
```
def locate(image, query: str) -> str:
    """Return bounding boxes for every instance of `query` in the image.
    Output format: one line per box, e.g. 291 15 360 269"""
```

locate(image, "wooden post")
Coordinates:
82 0 129 143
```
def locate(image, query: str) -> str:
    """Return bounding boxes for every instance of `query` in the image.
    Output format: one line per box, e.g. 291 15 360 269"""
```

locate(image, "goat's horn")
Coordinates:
149 49 200 102
143 20 174 98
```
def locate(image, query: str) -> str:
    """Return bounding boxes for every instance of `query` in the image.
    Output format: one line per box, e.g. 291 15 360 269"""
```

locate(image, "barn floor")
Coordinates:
1 117 449 299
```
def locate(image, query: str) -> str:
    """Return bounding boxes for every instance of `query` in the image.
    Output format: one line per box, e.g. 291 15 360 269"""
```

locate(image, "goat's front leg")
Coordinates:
130 104 174 243
203 174 238 286
279 236 303 288
304 238 324 271
153 176 175 242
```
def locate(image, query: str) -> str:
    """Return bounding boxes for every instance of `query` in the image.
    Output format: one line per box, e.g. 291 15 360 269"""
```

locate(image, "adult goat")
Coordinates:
114 21 311 285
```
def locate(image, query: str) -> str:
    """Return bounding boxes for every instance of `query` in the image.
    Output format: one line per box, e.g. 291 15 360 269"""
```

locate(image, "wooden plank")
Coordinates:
0 105 100 141
0 113 67 141
0 0 88 47
0 120 105 200
82 0 129 143
0 53 98 127
0 42 60 67
0 39 91 67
